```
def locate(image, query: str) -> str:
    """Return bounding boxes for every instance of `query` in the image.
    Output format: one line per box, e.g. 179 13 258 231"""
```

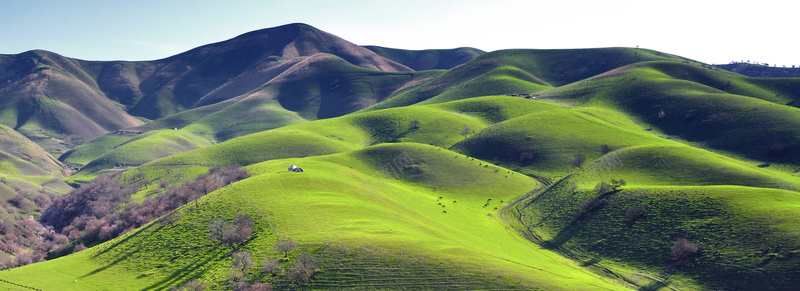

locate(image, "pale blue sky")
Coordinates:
1 0 796 66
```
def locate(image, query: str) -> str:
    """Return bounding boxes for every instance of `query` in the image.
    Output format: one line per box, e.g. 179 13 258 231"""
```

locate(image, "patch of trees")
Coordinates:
208 214 254 248
0 186 68 269
42 164 249 255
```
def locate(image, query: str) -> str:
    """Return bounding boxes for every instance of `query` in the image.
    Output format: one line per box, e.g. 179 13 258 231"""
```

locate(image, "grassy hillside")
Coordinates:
540 61 800 166
0 143 627 290
513 143 800 290
64 129 213 184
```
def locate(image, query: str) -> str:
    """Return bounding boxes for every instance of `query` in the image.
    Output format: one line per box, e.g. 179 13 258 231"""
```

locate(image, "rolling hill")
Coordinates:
1 23 800 290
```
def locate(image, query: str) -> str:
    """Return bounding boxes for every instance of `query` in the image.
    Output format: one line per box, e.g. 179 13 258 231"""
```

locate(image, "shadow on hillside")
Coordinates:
80 224 154 278
141 250 226 291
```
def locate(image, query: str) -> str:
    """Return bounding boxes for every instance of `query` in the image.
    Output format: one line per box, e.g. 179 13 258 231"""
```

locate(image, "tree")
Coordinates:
210 215 253 248
460 124 473 138
262 257 282 275
274 239 298 257
233 214 254 245
408 119 420 129
670 238 700 266
289 252 318 285
208 218 228 243
232 251 254 273
160 210 182 228
600 144 613 155
570 153 586 169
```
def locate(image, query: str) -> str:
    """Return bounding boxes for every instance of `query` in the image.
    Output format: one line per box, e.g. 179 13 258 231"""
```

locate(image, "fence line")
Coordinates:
0 278 41 291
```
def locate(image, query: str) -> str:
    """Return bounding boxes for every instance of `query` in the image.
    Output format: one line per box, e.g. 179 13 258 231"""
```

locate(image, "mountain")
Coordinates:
0 24 414 153
2 23 800 290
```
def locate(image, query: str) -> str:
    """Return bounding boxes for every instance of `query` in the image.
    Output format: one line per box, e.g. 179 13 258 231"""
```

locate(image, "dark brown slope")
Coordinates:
0 23 413 149
123 23 412 119
0 51 144 150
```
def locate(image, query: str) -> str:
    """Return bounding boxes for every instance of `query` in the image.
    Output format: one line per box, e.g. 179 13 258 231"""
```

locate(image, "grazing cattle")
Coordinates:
500 200 503 203
494 207 498 210
438 196 443 200
437 202 442 206
483 204 488 208
484 165 488 168
504 175 507 178
443 211 447 214
453 200 457 203
442 205 446 208
487 199 492 202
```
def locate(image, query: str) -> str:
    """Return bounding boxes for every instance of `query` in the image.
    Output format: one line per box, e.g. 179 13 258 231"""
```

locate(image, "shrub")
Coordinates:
670 238 700 266
625 204 646 221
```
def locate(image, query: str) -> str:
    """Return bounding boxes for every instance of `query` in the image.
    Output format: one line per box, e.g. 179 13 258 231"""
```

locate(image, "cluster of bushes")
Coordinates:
0 185 68 270
222 238 318 290
0 199 69 269
41 164 249 257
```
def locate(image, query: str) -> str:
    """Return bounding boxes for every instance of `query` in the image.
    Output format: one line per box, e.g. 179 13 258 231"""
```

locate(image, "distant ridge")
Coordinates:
365 46 485 70
715 63 800 77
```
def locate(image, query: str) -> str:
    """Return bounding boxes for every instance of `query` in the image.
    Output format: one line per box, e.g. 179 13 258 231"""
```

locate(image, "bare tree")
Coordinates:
160 210 182 228
570 153 586 169
460 124 473 138
408 119 420 130
262 257 282 275
274 239 298 257
208 218 228 243
232 250 254 273
289 252 318 285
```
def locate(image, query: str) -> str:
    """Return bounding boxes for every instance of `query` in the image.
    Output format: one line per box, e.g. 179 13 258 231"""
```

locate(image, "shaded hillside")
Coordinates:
365 46 485 70
716 63 800 78
0 51 144 151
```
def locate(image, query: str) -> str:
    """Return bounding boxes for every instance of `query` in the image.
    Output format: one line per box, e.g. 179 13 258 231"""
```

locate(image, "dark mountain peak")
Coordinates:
170 23 411 72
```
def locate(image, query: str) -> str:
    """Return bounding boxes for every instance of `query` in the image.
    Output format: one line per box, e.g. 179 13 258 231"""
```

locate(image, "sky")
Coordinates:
0 0 796 66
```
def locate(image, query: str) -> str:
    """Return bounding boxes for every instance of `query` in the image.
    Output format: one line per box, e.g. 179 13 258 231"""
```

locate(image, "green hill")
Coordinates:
514 144 800 290
0 143 626 290
540 61 800 165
